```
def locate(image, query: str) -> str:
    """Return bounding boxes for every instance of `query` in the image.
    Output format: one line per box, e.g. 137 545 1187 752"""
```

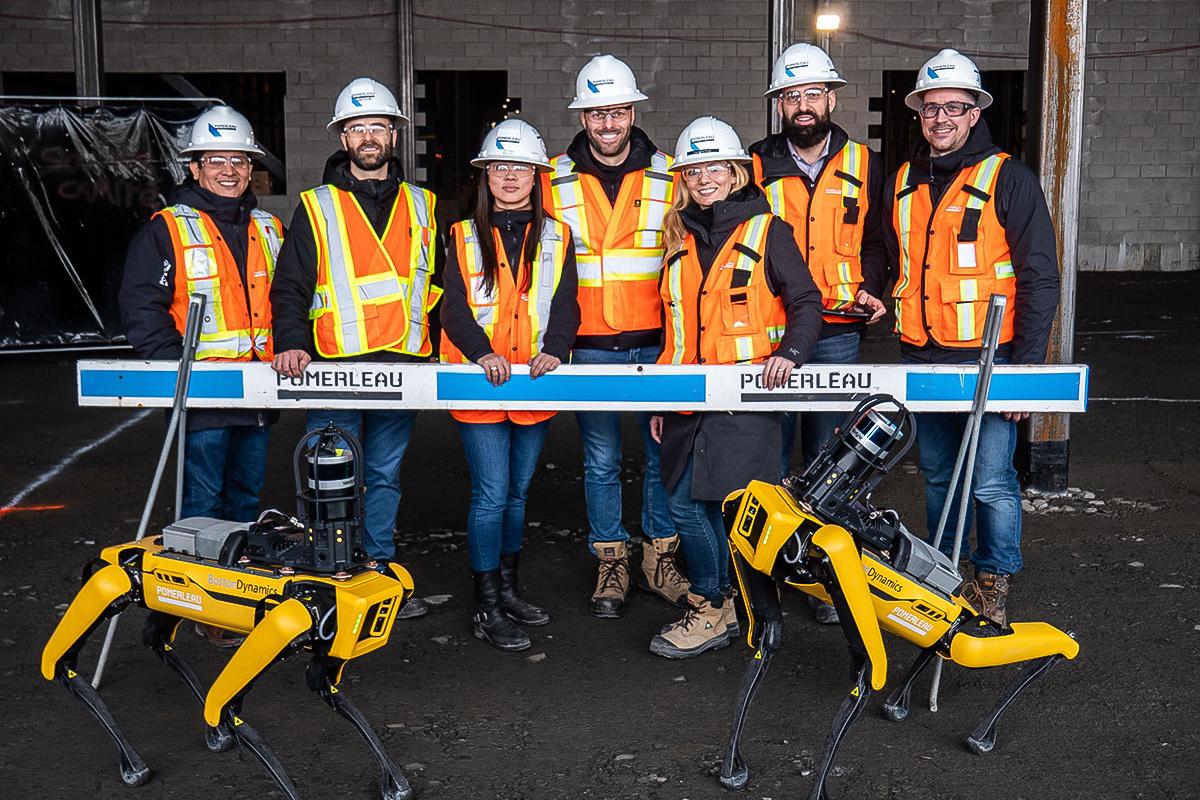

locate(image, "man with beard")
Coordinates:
884 49 1059 627
540 55 687 620
749 44 887 624
270 77 441 618
121 105 283 646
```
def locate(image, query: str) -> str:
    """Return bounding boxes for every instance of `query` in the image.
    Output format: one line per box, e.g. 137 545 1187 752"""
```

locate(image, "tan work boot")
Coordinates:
590 542 630 619
961 571 1011 627
719 595 741 640
649 593 735 659
638 535 690 607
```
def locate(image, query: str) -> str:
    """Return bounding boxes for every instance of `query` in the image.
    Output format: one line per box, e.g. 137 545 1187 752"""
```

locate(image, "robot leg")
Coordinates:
719 553 784 791
142 611 235 752
966 649 1069 755
308 655 413 800
808 660 873 800
882 645 940 723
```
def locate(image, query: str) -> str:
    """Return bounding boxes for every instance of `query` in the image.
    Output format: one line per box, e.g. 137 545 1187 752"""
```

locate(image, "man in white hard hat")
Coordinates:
270 77 442 618
750 42 888 626
540 54 686 620
120 105 284 646
884 49 1060 627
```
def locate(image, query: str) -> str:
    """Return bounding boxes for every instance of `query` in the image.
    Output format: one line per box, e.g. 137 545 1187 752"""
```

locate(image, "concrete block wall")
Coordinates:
1 0 1196 269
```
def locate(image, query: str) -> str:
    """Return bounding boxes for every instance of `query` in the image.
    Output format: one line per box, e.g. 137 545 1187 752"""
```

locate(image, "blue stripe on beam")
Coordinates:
437 372 706 402
905 372 1082 402
79 370 246 399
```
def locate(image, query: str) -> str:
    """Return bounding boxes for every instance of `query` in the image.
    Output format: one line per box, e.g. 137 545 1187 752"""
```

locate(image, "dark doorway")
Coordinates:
877 70 1026 176
415 70 517 225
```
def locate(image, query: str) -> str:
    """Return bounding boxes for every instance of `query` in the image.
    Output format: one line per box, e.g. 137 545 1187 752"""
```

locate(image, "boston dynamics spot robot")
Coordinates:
719 395 1079 799
41 426 417 800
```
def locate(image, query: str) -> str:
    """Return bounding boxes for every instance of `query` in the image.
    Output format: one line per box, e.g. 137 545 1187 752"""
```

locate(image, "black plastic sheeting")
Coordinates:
0 105 196 349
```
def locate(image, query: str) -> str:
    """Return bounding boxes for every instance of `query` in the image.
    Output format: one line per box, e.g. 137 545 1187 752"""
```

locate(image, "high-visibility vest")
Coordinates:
301 183 442 358
157 204 282 361
891 153 1017 348
752 140 869 325
440 217 570 425
541 151 674 336
659 213 786 366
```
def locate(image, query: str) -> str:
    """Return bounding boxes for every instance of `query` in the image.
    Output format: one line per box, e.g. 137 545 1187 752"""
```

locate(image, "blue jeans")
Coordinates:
457 420 550 572
182 425 270 522
571 345 674 548
306 410 417 562
666 454 730 604
916 411 1022 576
781 330 862 474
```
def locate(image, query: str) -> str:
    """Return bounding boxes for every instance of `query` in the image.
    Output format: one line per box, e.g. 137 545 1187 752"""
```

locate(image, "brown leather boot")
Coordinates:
637 535 690 607
961 571 1011 627
650 593 735 659
590 542 630 619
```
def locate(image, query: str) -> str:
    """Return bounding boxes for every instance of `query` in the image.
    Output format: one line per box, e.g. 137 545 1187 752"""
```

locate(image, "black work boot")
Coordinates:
472 570 531 651
498 553 550 626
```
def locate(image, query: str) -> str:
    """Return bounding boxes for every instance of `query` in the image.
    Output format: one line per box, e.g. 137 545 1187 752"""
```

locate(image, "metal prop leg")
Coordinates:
719 619 782 791
58 665 151 786
142 612 235 752
882 645 940 723
966 652 1066 756
808 662 873 800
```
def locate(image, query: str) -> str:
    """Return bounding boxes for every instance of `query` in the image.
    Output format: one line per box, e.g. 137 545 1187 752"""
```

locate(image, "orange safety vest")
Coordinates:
541 151 674 336
440 218 570 425
891 153 1017 348
157 204 282 361
301 183 442 358
752 140 869 324
659 213 786 366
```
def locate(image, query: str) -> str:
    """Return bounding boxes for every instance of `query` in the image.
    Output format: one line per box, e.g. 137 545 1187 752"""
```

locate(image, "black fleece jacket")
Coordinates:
439 209 581 362
269 152 443 362
677 185 823 366
119 180 278 431
882 120 1060 364
749 124 889 339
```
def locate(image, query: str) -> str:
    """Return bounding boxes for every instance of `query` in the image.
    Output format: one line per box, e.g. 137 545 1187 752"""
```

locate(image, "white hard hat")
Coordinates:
568 55 649 110
669 116 751 171
905 49 993 110
328 77 408 131
180 105 264 157
765 42 846 96
471 118 552 171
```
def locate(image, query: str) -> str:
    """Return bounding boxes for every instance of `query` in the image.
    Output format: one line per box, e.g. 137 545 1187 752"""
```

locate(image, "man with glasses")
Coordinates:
884 49 1060 627
750 43 887 625
120 105 283 646
541 54 686 620
270 78 441 618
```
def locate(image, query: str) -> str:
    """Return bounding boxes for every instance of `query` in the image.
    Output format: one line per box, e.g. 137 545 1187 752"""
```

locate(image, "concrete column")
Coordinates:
396 0 416 181
767 0 796 134
72 0 104 102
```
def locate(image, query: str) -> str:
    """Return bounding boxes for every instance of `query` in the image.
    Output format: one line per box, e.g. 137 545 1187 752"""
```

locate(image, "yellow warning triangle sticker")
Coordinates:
754 650 763 660
850 686 860 697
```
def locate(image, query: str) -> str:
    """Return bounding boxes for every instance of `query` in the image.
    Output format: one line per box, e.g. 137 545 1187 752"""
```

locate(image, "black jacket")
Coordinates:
749 124 889 339
269 152 443 362
659 185 824 499
119 180 278 431
882 120 1060 364
560 126 664 351
439 209 581 362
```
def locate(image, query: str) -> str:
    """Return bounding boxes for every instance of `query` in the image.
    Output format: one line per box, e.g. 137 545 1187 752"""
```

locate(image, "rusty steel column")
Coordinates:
72 0 104 102
767 0 796 134
1027 0 1088 493
396 0 416 181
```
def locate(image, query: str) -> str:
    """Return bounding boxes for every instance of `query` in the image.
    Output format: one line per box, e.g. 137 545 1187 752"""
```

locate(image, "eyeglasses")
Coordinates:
486 163 534 175
343 122 395 137
197 155 251 170
779 87 831 105
919 101 976 119
682 163 732 181
585 107 631 123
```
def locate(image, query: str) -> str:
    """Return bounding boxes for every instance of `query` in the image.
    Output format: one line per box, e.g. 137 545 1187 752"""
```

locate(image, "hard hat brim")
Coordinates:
470 155 553 172
327 112 410 132
567 90 649 110
904 86 993 111
763 76 847 97
668 153 752 171
179 143 265 157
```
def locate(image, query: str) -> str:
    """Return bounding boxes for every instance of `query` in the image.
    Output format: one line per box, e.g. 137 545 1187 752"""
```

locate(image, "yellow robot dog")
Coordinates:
719 396 1079 799
41 426 417 800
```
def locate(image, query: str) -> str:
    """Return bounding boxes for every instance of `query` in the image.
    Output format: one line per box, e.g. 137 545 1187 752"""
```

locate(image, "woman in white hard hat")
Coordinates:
647 116 823 659
439 119 580 652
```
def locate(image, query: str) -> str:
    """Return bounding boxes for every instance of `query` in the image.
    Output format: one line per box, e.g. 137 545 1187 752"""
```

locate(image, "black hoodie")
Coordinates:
119 179 279 431
882 120 1061 365
748 124 889 340
270 152 441 362
677 185 824 366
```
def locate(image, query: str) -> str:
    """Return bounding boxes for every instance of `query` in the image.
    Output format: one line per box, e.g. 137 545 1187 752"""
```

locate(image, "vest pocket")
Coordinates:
938 278 990 342
832 217 864 257
821 258 863 307
719 286 758 334
183 246 218 280
949 223 986 275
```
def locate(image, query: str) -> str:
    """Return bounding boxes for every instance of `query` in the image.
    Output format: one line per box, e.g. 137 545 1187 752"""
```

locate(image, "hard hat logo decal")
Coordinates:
784 61 808 77
208 123 221 137
926 66 939 79
350 92 375 108
587 79 600 94
586 78 614 93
